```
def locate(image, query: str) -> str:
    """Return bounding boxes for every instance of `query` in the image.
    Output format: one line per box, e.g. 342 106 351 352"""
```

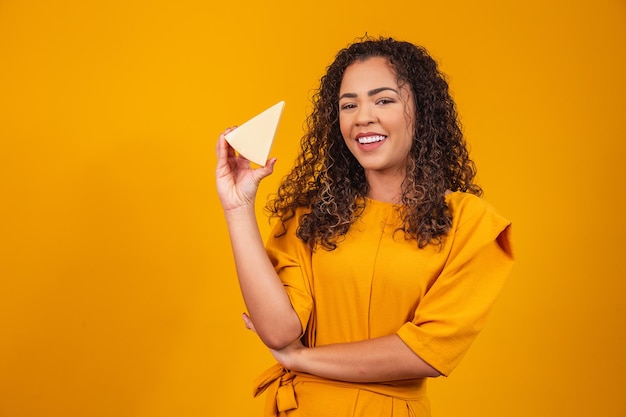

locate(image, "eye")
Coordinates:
340 103 357 110
376 98 395 105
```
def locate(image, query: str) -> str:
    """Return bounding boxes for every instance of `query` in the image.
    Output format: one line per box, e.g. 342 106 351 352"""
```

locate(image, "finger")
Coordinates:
243 158 275 187
216 137 231 170
216 136 239 167
216 126 238 155
242 312 257 332
216 132 227 158
255 157 277 179
266 157 277 171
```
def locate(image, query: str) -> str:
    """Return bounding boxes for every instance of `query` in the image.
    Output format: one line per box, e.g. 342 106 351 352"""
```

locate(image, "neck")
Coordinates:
365 171 405 204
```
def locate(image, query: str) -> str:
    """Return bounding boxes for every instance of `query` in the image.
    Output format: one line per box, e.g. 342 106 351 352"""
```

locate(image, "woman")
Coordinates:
216 37 514 417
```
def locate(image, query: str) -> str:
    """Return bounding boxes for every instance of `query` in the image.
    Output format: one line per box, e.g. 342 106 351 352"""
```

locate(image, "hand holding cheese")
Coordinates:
215 102 284 212
216 127 277 212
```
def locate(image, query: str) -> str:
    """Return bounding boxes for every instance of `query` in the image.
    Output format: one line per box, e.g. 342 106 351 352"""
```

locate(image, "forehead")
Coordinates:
339 56 399 92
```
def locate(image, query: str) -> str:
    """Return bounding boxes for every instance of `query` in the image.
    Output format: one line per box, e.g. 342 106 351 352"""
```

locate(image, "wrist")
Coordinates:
223 203 256 219
287 344 308 373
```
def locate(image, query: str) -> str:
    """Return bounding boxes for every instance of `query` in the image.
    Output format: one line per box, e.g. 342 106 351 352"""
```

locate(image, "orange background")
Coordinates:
1 1 625 416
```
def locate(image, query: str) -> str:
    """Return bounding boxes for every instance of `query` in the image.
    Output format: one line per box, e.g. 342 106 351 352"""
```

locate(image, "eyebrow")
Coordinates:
338 87 399 100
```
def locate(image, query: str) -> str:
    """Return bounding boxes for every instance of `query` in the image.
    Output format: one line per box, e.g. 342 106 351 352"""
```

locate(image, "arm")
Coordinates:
279 335 441 382
243 314 441 382
216 130 302 349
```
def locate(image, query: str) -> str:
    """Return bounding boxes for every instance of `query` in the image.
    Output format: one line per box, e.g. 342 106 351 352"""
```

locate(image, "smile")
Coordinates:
357 135 387 144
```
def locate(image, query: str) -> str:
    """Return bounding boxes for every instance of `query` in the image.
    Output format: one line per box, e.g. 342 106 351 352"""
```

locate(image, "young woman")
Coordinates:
216 37 514 417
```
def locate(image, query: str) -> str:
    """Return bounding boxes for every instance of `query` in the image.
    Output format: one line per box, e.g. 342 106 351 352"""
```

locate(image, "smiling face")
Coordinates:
338 56 416 184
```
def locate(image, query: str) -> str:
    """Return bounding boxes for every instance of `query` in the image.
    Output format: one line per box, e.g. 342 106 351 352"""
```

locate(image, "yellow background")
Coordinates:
1 1 624 416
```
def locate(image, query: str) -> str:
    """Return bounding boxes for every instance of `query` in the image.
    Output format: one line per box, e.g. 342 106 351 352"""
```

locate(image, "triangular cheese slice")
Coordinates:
224 101 285 166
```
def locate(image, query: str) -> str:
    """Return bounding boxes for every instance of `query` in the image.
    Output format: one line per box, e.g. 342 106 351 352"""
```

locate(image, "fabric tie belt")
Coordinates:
253 363 428 417
254 363 298 416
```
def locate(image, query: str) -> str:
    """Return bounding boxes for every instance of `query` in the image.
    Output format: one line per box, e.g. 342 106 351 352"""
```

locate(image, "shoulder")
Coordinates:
445 191 489 213
444 191 513 257
267 207 310 244
445 191 507 227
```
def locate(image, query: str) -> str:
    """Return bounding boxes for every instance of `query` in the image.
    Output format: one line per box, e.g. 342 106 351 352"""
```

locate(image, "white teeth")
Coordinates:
357 135 386 144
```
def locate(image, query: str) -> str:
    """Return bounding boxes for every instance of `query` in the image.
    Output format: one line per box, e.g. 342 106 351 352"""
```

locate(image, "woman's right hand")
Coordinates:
215 127 277 212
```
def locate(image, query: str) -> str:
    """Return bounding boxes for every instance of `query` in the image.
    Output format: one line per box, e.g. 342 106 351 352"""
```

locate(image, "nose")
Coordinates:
354 103 375 126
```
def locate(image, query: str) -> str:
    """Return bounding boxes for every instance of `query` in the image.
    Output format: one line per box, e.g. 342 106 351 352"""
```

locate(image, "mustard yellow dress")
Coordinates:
254 192 514 416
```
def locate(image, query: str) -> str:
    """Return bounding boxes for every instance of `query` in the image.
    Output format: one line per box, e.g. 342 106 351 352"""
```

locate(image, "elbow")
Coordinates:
245 310 303 350
260 332 300 350
257 322 303 350
262 338 292 351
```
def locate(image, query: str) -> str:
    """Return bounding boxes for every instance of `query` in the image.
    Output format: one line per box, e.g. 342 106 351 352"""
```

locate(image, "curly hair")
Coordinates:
267 36 482 250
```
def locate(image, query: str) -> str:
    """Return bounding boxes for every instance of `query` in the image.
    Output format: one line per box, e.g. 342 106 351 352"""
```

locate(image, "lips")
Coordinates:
356 133 387 145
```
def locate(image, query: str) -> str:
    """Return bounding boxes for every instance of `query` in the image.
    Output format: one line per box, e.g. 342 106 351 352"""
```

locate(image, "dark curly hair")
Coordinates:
267 36 482 250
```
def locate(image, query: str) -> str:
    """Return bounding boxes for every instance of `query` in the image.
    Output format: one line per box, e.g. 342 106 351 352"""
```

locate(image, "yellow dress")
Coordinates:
255 192 514 416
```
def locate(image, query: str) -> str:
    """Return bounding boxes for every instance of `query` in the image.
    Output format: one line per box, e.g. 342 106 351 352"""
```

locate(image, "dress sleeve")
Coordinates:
265 215 314 338
397 195 515 376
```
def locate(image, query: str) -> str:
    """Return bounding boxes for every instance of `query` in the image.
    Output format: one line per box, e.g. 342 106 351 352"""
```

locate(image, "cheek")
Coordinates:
397 116 415 153
397 113 415 141
339 115 351 140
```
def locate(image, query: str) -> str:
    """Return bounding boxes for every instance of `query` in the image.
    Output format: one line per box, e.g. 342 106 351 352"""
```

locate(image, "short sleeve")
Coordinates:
397 195 514 376
265 215 314 337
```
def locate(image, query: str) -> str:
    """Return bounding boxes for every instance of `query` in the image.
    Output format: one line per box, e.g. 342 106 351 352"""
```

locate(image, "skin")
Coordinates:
215 56 441 382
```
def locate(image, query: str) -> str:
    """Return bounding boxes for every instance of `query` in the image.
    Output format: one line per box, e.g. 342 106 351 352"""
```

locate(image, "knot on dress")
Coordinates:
253 363 298 416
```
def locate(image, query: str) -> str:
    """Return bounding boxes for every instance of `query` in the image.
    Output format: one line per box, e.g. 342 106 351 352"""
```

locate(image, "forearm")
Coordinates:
283 334 441 383
224 205 302 349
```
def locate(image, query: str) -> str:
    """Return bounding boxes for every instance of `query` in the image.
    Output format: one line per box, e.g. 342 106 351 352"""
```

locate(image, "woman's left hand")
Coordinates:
243 312 305 370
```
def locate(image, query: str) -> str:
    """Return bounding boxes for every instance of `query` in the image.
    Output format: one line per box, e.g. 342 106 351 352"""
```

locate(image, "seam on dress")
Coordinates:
367 209 390 338
352 389 361 417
